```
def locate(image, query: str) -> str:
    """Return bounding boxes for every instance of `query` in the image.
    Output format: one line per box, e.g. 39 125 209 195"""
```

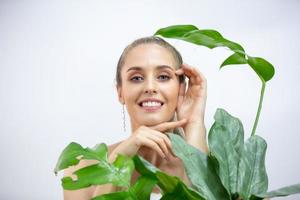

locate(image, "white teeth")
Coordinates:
142 101 162 107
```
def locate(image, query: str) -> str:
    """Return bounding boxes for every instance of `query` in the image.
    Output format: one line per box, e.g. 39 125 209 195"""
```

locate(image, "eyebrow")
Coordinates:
126 65 174 72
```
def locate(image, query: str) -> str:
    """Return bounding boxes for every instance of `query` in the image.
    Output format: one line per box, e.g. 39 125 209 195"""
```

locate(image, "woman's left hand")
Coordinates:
176 63 207 125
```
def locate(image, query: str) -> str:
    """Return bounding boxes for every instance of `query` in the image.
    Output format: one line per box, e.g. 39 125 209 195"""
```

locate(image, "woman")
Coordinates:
64 36 208 200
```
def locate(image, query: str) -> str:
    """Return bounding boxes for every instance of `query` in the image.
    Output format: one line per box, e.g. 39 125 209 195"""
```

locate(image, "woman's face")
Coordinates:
117 44 181 131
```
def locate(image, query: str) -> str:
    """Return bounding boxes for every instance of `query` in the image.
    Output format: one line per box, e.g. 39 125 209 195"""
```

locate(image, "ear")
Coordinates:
117 86 125 104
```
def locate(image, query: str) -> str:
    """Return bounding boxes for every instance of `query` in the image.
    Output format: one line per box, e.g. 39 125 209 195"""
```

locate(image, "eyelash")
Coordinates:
130 76 143 82
129 75 171 82
157 75 170 81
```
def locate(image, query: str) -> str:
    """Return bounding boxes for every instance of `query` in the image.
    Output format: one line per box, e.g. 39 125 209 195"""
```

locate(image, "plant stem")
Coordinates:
251 80 266 136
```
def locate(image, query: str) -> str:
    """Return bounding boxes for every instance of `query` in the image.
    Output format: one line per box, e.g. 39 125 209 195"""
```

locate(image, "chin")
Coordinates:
139 119 161 126
138 115 173 127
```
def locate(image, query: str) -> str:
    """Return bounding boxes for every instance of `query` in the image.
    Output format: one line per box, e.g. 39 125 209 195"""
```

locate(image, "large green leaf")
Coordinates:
251 183 300 199
154 24 275 82
169 134 230 200
237 135 268 199
54 142 108 175
155 25 245 53
55 142 134 190
208 108 245 195
212 108 244 154
62 154 134 190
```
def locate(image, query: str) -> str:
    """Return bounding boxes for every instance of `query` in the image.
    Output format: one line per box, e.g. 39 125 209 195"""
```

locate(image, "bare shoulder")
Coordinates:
63 141 122 200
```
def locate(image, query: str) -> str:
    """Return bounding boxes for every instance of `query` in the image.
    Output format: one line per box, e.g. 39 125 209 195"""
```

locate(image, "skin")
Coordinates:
64 43 208 199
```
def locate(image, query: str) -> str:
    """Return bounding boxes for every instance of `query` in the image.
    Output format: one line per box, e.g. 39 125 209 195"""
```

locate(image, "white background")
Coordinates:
0 0 299 199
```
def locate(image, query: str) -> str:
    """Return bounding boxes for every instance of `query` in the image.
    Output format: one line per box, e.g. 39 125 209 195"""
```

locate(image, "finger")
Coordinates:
163 132 178 157
145 133 170 158
191 67 206 85
141 137 166 158
141 127 176 158
152 128 177 156
181 64 194 78
183 66 202 85
196 68 207 87
179 66 199 88
151 119 187 132
175 68 184 75
177 64 193 78
178 82 186 97
177 82 186 108
152 131 173 151
148 130 176 158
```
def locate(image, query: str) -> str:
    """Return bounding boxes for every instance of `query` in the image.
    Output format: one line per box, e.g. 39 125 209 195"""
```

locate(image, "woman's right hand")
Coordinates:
108 119 187 163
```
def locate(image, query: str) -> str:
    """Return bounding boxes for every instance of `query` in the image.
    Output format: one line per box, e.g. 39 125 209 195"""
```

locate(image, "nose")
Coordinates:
144 78 157 94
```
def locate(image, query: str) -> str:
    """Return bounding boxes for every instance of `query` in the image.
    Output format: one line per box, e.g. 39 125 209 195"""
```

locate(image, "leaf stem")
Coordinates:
251 80 266 136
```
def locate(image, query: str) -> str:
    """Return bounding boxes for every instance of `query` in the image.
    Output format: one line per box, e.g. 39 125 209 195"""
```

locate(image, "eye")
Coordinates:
130 76 144 82
157 74 170 81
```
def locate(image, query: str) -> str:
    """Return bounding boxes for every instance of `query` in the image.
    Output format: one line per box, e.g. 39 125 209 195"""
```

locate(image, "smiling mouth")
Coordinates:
138 100 164 111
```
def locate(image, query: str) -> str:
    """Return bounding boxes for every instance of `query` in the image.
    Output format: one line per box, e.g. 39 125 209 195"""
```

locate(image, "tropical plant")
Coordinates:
54 24 300 199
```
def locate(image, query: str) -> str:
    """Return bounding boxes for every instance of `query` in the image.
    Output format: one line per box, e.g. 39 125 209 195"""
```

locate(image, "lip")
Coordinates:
138 98 164 112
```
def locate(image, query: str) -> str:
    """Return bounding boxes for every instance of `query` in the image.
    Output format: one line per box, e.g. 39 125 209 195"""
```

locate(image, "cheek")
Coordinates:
163 82 180 105
122 84 142 103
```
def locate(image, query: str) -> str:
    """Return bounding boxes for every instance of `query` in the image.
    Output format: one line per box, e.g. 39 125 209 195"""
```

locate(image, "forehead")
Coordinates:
122 44 177 71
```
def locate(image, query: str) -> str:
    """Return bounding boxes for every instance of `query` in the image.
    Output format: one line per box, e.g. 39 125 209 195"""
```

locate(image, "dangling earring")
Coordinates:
122 104 126 132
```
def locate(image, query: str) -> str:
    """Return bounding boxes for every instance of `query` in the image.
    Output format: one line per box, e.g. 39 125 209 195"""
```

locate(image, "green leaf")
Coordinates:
237 135 268 199
92 191 133 200
154 24 276 83
220 53 247 68
180 30 225 49
154 24 199 38
54 142 108 175
133 155 159 178
212 108 244 154
247 56 275 82
156 171 179 193
160 181 204 200
169 133 230 200
133 155 204 199
157 172 204 200
92 171 157 200
252 183 300 199
219 38 246 54
61 164 113 190
112 154 135 186
131 176 157 199
155 24 245 54
208 108 244 195
62 154 134 190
